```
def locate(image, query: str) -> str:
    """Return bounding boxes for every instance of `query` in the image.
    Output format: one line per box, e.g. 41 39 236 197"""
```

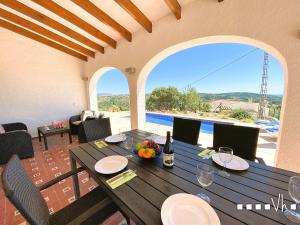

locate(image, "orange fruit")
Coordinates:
138 148 144 157
143 148 153 158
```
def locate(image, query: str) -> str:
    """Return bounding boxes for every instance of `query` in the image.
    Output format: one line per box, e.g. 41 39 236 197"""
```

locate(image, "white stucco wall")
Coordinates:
84 0 300 172
0 28 87 136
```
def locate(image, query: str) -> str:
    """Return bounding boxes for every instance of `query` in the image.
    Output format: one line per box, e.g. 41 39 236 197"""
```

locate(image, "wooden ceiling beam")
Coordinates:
0 8 95 57
115 0 152 33
164 0 181 20
72 0 132 42
0 0 104 53
31 0 116 48
0 18 87 61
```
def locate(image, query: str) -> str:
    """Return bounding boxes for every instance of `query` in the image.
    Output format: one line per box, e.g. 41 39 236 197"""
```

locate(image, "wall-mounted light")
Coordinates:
81 77 88 81
124 67 136 75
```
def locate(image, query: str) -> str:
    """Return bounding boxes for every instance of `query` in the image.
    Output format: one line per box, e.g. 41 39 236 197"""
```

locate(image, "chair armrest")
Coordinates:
255 157 266 165
69 115 81 124
38 167 85 191
2 123 28 132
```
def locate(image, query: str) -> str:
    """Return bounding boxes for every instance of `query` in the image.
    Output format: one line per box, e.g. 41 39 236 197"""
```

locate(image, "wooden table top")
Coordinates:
69 129 299 225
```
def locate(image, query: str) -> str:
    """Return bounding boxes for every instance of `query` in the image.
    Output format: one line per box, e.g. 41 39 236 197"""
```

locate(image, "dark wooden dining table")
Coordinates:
69 129 299 225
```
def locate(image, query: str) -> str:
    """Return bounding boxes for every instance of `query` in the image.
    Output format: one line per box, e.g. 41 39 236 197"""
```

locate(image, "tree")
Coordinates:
146 87 181 111
180 87 201 112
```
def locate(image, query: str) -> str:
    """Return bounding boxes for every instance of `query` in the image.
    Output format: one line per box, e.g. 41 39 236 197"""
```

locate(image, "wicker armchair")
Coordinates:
69 113 105 135
0 122 33 164
69 114 81 135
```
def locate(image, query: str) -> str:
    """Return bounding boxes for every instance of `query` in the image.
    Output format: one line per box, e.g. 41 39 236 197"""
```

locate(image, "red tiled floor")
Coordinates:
0 135 127 225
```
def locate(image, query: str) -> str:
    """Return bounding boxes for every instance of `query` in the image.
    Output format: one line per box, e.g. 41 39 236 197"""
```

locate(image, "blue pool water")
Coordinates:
255 120 279 127
145 113 214 134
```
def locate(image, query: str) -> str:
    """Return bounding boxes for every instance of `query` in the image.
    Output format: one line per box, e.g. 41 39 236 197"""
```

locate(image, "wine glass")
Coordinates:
196 164 214 203
124 134 133 151
218 147 233 177
284 176 300 223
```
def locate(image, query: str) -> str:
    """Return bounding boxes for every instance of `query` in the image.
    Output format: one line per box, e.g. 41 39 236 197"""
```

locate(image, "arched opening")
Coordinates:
137 35 288 166
89 67 131 134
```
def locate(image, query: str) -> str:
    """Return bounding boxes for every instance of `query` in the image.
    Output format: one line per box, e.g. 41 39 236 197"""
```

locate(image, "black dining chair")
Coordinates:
212 123 265 164
2 155 121 225
172 117 201 145
78 117 112 143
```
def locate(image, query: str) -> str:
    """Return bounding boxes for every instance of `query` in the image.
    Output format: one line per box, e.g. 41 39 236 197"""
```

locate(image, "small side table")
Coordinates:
37 126 72 150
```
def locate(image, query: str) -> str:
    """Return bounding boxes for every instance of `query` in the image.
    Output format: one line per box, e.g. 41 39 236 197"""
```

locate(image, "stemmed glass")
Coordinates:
284 176 300 223
196 164 214 204
124 133 133 150
218 147 233 177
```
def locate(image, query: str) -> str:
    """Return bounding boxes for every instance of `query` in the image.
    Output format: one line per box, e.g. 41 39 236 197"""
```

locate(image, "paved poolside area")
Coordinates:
105 111 277 166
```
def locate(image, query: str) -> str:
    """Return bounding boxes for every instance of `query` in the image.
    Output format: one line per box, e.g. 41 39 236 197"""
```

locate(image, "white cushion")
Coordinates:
0 125 5 134
81 110 95 121
72 121 82 125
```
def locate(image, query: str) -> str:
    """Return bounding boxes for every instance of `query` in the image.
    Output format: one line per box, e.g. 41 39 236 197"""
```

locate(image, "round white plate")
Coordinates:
105 134 126 143
151 135 173 145
94 155 128 174
212 153 249 171
161 193 220 225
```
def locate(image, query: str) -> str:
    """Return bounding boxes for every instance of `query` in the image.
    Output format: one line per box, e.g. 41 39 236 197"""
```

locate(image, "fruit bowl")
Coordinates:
133 140 162 159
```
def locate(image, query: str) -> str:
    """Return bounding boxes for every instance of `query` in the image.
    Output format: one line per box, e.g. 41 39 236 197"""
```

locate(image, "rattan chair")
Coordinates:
78 118 112 143
212 123 265 164
172 117 201 145
2 155 120 225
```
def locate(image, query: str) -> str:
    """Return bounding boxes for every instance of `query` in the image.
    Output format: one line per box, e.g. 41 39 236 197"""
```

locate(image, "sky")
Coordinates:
96 43 284 95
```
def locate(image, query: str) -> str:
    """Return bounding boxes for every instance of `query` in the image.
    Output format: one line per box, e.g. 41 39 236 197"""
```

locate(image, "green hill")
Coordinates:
199 92 282 105
97 92 282 111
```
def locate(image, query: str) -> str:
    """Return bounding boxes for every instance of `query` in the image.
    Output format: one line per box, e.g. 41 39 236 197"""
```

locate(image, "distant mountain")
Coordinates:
98 92 282 105
97 93 112 96
199 92 282 105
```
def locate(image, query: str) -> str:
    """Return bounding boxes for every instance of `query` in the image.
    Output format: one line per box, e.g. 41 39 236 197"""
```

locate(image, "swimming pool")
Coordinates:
145 113 214 134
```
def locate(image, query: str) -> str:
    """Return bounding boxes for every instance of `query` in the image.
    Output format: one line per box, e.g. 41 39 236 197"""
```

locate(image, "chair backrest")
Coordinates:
213 123 259 161
172 117 201 145
81 118 112 143
2 155 50 225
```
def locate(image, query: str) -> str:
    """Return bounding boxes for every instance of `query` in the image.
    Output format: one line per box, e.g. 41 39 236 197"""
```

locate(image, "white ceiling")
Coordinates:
0 0 196 53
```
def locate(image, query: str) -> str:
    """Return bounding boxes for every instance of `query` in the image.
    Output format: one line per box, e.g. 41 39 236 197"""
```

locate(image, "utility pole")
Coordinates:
257 52 269 119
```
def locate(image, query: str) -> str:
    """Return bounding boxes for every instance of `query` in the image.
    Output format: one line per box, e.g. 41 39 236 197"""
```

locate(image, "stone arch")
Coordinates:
88 67 130 112
136 35 287 153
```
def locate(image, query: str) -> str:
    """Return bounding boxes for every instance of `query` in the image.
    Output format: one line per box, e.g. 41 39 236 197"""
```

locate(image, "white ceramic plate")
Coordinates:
161 193 220 225
212 153 249 171
105 134 126 143
94 155 128 174
151 135 173 145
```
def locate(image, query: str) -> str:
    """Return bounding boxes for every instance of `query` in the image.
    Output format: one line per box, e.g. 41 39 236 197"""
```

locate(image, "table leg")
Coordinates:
43 135 48 150
38 130 41 142
70 156 80 200
68 131 72 144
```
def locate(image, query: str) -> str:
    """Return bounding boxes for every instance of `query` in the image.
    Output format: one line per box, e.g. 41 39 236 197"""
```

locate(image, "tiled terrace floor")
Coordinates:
0 135 126 225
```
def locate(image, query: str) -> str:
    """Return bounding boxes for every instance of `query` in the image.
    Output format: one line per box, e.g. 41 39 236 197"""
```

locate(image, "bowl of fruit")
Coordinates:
133 140 162 159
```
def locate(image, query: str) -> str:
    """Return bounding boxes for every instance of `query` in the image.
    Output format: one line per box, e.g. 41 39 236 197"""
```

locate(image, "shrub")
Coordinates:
229 109 253 120
200 102 211 112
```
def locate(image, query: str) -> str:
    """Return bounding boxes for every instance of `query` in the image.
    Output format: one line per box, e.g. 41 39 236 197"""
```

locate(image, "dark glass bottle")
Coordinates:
163 131 174 168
